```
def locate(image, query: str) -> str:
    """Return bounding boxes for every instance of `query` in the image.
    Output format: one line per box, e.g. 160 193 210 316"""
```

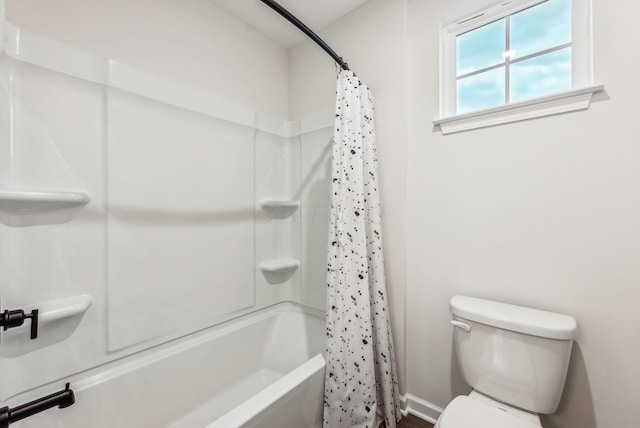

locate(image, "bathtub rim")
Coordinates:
205 352 325 428
2 301 325 405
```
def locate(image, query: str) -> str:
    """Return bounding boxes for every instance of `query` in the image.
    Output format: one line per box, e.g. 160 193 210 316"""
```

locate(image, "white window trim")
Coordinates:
436 0 601 134
434 84 603 134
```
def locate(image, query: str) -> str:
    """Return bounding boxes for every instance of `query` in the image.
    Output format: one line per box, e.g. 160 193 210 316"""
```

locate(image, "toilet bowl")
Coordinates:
436 296 577 428
435 392 541 428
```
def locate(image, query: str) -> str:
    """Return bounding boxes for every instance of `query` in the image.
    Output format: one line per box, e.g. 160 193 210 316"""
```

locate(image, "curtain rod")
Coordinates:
259 0 350 71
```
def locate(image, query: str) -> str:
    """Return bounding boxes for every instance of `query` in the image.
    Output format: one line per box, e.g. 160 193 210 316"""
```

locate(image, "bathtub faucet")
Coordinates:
0 308 39 339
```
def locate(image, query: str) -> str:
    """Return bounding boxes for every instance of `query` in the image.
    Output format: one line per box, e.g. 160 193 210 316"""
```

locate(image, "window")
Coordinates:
437 0 601 133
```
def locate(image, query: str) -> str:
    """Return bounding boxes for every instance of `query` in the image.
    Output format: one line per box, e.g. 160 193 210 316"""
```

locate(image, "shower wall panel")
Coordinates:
0 57 107 400
106 89 255 350
299 126 333 311
254 130 301 303
0 53 301 398
0 58 100 191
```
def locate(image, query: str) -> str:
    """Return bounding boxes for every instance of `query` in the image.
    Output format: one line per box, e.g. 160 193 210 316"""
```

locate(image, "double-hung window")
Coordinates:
437 0 601 133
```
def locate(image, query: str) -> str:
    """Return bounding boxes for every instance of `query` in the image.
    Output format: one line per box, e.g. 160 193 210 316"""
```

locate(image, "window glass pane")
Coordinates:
457 19 506 76
457 67 506 113
510 47 571 103
510 0 571 59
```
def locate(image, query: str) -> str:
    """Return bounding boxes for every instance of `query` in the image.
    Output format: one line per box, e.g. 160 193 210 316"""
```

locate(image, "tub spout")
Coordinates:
0 383 75 428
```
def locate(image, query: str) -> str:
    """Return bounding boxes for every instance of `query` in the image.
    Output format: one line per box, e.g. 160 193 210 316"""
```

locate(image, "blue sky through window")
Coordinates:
457 19 505 76
455 0 572 113
511 0 571 59
457 67 505 113
511 47 571 102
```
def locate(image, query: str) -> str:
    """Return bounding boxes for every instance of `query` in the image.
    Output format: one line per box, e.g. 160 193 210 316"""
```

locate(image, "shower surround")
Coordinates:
0 0 335 425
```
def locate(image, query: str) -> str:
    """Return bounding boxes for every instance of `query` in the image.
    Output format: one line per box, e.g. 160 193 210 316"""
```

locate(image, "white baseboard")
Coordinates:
399 394 409 416
399 394 443 424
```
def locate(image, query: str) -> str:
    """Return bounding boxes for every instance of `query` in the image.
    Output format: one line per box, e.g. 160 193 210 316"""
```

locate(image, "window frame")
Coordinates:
437 0 600 133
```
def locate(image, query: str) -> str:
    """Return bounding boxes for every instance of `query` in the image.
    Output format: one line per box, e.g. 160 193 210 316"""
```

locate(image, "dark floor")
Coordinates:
397 414 434 428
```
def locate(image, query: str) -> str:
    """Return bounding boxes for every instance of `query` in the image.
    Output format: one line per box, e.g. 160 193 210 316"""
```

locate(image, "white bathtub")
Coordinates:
11 303 326 427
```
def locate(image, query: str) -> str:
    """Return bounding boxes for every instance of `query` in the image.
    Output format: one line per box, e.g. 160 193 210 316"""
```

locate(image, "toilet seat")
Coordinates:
436 396 542 428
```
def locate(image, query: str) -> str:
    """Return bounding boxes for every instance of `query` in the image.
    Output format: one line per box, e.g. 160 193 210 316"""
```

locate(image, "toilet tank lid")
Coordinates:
450 295 577 340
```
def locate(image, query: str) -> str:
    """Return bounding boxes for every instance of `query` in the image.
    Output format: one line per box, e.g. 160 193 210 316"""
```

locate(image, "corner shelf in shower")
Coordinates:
260 200 299 219
0 189 91 215
259 259 299 273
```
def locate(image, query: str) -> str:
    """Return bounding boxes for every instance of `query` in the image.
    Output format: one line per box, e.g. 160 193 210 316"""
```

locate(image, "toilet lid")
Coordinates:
437 396 541 428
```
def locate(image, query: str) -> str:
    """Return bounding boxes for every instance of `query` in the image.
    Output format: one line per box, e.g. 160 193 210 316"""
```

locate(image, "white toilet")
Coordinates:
435 295 577 428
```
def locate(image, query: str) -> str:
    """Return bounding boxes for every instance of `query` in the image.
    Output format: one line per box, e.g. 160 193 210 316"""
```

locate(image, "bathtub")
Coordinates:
11 303 326 427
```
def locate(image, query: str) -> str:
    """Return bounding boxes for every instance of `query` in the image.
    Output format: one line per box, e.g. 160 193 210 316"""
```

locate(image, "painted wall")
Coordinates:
290 0 640 426
6 0 288 119
289 0 408 393
406 0 640 427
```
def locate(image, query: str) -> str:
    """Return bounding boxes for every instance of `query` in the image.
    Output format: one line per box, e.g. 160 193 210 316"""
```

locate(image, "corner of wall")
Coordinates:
0 0 5 53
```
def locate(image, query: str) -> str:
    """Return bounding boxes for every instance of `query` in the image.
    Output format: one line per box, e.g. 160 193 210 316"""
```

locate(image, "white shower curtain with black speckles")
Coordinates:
324 70 401 428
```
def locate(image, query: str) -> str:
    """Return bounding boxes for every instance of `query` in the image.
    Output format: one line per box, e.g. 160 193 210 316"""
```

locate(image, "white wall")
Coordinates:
290 0 640 426
289 0 408 393
405 0 640 427
6 0 288 118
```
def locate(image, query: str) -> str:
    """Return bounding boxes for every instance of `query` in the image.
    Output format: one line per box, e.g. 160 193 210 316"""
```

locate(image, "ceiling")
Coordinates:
212 0 371 48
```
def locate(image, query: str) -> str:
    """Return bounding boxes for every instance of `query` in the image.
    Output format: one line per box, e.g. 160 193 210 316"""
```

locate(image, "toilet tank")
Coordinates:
450 295 577 414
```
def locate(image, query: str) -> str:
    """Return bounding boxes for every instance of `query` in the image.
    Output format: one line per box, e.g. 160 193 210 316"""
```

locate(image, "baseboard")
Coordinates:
399 394 409 416
400 394 443 424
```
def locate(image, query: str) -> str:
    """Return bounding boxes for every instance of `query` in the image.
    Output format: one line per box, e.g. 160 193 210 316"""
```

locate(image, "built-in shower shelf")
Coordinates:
1 295 93 353
0 189 90 215
260 200 299 219
36 294 94 327
259 259 299 274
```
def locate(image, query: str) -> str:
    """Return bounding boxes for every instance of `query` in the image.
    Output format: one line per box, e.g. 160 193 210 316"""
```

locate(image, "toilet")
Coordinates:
435 295 577 428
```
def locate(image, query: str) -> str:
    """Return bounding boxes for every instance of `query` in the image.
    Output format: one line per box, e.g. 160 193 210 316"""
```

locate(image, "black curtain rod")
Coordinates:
259 0 350 71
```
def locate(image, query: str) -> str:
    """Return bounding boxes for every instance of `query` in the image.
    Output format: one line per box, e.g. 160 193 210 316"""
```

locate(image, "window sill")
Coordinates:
434 84 604 135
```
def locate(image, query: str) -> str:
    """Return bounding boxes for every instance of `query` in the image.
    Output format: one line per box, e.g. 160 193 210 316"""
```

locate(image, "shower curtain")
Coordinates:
324 70 401 428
